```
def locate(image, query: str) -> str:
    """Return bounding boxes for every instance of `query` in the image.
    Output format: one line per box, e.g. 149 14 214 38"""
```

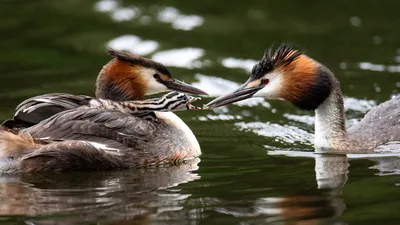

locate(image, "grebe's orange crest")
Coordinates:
251 44 332 110
206 43 332 110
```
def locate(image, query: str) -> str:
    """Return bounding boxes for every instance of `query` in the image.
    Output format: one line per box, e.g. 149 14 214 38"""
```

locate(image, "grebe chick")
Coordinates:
206 44 400 153
0 50 208 173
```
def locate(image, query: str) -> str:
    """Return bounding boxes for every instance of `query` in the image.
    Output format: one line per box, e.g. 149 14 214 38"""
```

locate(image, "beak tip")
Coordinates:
204 99 218 108
199 91 209 96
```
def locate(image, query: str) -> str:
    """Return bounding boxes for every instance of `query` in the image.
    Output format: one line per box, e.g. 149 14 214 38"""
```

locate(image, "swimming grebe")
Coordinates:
0 50 207 172
206 44 400 153
3 49 207 129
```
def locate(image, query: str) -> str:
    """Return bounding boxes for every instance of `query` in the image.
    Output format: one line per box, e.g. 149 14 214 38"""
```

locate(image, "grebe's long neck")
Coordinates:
314 78 350 151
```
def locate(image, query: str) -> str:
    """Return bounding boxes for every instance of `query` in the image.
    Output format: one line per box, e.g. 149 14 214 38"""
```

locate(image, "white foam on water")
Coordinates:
157 7 204 30
235 122 313 145
107 35 159 55
221 57 257 72
111 7 140 22
359 62 400 73
94 0 118 12
152 48 205 69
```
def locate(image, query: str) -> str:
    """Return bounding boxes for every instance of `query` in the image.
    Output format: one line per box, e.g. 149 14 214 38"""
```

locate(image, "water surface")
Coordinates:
0 0 400 224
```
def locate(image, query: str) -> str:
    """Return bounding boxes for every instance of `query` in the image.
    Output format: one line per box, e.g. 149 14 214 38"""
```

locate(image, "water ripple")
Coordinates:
359 62 400 73
343 97 376 112
198 114 243 122
283 114 315 126
284 97 376 126
235 122 313 145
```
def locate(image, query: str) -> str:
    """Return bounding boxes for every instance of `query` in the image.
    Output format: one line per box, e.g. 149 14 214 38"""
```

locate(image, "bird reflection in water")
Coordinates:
0 159 201 224
238 151 400 225
1 152 399 224
207 154 349 225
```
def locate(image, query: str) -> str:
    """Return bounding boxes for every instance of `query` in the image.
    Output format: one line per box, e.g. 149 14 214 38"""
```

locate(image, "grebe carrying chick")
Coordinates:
0 49 207 172
207 44 400 153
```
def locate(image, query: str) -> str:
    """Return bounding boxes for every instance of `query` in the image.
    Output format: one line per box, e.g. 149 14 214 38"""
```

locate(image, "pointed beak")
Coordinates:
162 79 208 96
205 81 265 108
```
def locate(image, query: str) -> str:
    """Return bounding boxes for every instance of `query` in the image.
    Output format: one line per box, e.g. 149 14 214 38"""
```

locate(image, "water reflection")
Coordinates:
238 154 347 224
0 159 200 224
257 151 400 224
270 150 400 176
203 154 349 225
0 152 358 225
315 154 349 189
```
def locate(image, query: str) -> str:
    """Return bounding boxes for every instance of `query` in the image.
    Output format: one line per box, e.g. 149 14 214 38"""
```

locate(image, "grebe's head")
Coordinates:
206 44 333 110
96 49 208 100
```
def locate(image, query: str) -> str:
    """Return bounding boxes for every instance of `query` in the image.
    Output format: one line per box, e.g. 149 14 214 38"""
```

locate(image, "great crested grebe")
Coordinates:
0 50 207 172
207 44 400 153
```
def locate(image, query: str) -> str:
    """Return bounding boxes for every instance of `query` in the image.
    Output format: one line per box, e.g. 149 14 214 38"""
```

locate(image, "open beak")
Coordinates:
205 82 265 108
162 79 208 96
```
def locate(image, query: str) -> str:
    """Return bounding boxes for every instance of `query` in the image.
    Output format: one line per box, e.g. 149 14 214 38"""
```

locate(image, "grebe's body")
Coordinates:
0 50 207 172
207 44 400 153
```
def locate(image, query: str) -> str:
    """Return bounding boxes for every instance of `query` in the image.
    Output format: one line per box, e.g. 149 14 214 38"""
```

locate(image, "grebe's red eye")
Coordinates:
261 78 269 85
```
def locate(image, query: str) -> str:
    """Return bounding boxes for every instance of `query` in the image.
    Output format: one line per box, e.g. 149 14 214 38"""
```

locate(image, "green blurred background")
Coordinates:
0 0 399 224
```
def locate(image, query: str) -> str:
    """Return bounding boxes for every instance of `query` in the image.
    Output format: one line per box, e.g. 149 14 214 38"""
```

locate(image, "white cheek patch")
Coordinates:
139 68 169 95
147 77 168 95
253 72 282 99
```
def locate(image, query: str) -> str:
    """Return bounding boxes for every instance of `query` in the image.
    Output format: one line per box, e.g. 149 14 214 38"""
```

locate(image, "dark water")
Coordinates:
1 0 400 224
